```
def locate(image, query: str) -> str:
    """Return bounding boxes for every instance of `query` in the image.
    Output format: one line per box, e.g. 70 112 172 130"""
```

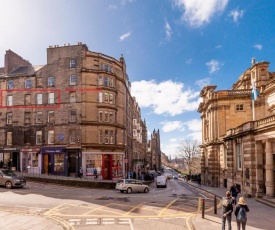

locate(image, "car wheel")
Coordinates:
127 187 132 194
156 185 159 188
5 181 12 189
120 190 124 193
144 187 149 193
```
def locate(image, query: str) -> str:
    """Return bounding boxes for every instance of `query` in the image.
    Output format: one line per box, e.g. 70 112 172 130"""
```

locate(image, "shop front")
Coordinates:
82 152 124 180
0 148 20 171
66 148 81 177
42 147 67 176
21 148 41 173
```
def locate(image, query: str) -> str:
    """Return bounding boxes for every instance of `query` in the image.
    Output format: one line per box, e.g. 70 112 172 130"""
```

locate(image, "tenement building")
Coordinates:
0 43 160 180
198 58 275 198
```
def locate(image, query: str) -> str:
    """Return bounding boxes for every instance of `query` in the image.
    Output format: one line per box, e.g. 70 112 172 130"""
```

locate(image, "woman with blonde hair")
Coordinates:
234 197 250 230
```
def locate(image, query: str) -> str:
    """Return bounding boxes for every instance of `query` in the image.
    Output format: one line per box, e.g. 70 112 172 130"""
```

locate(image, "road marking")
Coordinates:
119 218 134 230
102 218 115 224
85 218 98 225
68 219 81 226
157 197 179 216
124 202 145 216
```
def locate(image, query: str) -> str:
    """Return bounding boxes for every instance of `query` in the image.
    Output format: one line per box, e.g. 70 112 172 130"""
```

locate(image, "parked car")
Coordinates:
116 179 150 194
156 175 167 188
173 175 178 180
0 168 26 189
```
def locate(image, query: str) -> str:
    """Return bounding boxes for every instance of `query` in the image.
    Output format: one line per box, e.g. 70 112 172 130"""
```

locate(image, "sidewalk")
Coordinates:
187 181 275 230
0 210 64 230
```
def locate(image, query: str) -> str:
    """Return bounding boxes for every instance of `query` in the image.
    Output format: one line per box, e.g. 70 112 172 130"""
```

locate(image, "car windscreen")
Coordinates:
1 170 16 176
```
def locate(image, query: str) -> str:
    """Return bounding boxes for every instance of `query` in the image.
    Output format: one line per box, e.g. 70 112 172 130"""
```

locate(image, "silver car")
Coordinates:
116 179 150 194
0 168 26 189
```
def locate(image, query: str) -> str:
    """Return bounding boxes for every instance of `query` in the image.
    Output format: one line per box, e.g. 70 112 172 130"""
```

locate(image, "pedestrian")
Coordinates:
7 160 12 170
94 168 98 180
222 191 234 230
129 170 133 179
79 166 83 178
48 162 51 175
230 184 239 205
197 176 201 187
0 160 3 168
234 197 249 230
133 171 137 179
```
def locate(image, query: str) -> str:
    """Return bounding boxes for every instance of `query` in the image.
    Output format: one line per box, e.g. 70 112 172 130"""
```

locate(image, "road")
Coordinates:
0 172 217 230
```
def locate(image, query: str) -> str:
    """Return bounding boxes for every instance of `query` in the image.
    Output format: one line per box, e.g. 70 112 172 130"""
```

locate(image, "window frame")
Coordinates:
48 77 55 87
7 132 12 145
69 75 77 86
236 142 242 170
236 104 244 111
48 111 55 123
7 80 14 90
25 79 31 89
36 131 42 145
48 92 55 104
69 129 76 144
70 59 76 68
6 112 13 125
69 91 76 103
36 112 43 123
37 93 43 105
48 130 54 144
7 95 13 106
24 112 31 124
69 110 77 123
25 94 31 105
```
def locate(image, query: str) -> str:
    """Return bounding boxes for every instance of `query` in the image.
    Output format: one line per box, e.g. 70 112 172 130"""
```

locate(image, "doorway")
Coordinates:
68 153 76 176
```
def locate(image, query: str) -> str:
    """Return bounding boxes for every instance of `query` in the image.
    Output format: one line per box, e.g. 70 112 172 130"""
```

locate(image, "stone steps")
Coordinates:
256 196 275 209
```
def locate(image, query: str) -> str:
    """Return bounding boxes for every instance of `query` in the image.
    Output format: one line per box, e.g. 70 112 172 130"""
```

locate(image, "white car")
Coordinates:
156 175 167 188
116 179 150 194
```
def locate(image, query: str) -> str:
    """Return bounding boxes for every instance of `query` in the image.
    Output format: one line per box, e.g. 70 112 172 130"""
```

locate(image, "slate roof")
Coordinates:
7 65 44 77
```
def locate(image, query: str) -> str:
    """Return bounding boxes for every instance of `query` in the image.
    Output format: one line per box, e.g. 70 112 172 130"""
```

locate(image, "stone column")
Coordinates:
265 140 275 196
255 141 264 197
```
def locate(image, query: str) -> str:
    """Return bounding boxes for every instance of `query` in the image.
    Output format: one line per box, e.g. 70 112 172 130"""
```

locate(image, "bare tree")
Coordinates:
177 139 200 176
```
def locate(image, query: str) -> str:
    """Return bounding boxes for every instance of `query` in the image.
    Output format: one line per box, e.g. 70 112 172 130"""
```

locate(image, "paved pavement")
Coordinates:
0 178 274 230
187 181 275 230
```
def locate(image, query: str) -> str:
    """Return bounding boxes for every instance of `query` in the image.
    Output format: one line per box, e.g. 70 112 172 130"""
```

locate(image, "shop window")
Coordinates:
86 154 102 176
28 152 38 167
48 130 54 144
112 155 123 178
36 131 42 145
6 112 12 125
54 153 64 172
7 132 12 145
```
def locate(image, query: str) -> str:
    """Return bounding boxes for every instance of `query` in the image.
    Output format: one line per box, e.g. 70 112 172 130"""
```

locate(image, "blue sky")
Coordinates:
1 0 275 159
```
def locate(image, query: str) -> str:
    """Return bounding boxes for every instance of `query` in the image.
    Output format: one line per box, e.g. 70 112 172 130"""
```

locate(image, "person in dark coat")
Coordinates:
230 184 239 205
222 191 234 230
133 171 137 179
234 197 250 230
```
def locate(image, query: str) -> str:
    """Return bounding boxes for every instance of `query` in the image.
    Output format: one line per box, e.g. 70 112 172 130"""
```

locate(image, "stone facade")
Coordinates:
198 58 275 197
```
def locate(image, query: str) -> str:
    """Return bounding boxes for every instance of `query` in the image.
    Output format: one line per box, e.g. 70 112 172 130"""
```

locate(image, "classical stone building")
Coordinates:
198 58 275 197
147 129 161 170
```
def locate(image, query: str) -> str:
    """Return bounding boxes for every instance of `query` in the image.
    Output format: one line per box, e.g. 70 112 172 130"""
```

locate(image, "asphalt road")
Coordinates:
0 173 216 230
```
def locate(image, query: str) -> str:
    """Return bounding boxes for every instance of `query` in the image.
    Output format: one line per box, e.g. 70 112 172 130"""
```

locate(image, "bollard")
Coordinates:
202 198 205 219
214 195 217 214
198 197 201 212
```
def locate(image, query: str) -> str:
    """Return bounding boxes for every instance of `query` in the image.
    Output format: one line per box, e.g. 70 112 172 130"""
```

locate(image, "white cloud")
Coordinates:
119 32 131 41
131 80 201 116
184 119 201 132
173 0 228 27
206 59 223 74
169 138 178 143
161 143 180 158
165 19 172 40
254 44 262 50
215 45 222 49
161 121 185 133
195 78 210 88
187 132 202 142
228 9 244 23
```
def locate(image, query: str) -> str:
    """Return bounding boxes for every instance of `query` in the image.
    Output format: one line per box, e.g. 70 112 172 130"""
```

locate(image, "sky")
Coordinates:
1 0 275 159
